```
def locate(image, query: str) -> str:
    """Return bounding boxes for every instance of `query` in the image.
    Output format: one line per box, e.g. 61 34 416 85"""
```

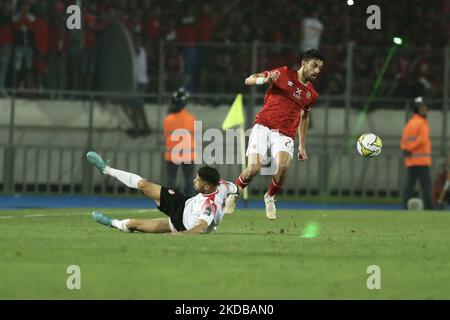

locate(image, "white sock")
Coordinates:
103 166 142 189
112 219 131 232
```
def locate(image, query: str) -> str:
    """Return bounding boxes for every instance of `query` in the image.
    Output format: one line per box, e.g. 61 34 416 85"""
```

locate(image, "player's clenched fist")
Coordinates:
298 147 308 161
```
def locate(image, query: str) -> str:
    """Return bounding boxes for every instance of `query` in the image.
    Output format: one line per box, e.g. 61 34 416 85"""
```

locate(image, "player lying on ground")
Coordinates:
224 49 324 220
86 151 239 234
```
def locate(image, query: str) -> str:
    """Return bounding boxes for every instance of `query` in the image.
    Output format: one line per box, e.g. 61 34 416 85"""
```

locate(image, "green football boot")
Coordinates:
86 151 108 173
92 211 113 227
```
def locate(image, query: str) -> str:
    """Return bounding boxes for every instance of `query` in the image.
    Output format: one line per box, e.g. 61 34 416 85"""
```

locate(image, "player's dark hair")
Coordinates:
197 166 220 187
302 49 325 62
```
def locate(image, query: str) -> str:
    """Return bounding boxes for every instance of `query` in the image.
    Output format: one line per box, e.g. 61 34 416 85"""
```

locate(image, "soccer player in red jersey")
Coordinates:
225 49 324 219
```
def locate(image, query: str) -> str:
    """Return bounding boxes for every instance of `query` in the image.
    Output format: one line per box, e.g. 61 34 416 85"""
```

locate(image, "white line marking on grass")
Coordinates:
137 209 158 213
0 209 159 219
0 213 90 219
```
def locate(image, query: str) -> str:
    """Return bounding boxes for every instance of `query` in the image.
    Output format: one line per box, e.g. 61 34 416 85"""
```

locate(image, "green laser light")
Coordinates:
393 37 403 45
301 222 320 238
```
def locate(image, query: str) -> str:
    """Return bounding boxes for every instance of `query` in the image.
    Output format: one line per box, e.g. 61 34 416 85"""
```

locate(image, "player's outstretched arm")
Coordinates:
245 71 279 86
298 110 310 161
176 220 209 235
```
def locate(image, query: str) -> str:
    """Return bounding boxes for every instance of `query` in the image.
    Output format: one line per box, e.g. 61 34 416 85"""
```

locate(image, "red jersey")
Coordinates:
254 66 319 139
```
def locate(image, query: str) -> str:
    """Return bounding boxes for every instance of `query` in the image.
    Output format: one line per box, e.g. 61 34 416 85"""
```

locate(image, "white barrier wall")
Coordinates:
0 98 448 193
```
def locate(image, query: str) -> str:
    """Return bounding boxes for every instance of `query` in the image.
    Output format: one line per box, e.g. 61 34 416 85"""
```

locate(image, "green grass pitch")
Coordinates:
1 208 450 299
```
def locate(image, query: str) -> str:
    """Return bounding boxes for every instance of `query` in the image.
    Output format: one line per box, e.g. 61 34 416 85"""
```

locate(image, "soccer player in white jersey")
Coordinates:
86 151 238 235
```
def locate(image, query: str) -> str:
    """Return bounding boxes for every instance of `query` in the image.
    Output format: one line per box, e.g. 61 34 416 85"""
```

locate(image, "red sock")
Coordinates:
235 175 252 190
267 178 282 197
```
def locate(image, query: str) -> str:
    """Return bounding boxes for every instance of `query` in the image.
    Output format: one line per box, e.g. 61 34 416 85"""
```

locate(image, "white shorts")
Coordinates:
246 124 294 163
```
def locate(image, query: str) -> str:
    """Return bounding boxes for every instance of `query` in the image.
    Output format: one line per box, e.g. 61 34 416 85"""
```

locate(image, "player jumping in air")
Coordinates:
225 49 324 220
86 151 238 234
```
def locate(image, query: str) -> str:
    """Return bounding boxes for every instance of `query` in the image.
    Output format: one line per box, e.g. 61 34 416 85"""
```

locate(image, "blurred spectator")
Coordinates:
300 10 323 53
144 5 160 47
81 1 99 91
33 4 48 91
47 2 71 96
143 5 161 90
67 0 83 93
122 34 151 138
392 50 411 98
196 3 213 95
0 0 445 98
163 87 196 196
165 43 184 92
177 4 197 93
400 97 434 210
0 1 13 94
446 0 450 45
12 2 35 89
200 49 232 104
409 47 433 97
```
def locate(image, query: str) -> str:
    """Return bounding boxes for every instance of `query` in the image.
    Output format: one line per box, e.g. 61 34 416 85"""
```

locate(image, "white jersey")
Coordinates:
182 180 238 233
301 18 323 52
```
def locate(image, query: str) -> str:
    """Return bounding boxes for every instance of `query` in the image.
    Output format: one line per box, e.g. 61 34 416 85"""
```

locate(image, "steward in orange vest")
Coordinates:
163 88 196 195
400 97 433 210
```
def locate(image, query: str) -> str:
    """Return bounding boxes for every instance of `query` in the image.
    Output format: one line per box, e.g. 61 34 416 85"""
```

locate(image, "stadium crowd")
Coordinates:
0 0 448 99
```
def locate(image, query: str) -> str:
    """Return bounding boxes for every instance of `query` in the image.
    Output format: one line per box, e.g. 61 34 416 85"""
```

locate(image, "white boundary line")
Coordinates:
0 209 159 219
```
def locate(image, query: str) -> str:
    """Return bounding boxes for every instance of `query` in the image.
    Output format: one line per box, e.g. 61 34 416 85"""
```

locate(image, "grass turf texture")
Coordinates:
1 208 450 299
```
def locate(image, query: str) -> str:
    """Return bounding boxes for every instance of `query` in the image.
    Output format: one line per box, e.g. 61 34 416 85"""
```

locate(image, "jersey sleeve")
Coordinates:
262 66 286 80
219 179 238 195
199 199 217 226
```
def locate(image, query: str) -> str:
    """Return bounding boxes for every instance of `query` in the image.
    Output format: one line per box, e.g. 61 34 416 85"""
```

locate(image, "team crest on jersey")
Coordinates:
203 206 212 216
306 91 312 100
287 81 293 87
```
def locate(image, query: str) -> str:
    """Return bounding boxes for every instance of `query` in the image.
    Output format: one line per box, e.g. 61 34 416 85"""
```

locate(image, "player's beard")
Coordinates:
307 69 317 82
303 69 314 82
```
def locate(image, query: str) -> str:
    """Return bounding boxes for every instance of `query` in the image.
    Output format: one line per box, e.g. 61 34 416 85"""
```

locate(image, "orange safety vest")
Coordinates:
163 108 196 163
400 114 432 167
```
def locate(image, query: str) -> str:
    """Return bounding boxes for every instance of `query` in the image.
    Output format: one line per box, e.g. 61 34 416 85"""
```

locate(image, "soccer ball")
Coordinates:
357 133 382 157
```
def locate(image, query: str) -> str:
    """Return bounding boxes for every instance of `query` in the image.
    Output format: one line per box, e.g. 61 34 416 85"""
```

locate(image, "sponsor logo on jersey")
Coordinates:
287 81 294 87
293 88 302 100
168 189 175 194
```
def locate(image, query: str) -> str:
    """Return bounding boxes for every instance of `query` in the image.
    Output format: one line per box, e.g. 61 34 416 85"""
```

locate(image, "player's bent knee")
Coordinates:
137 179 149 191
